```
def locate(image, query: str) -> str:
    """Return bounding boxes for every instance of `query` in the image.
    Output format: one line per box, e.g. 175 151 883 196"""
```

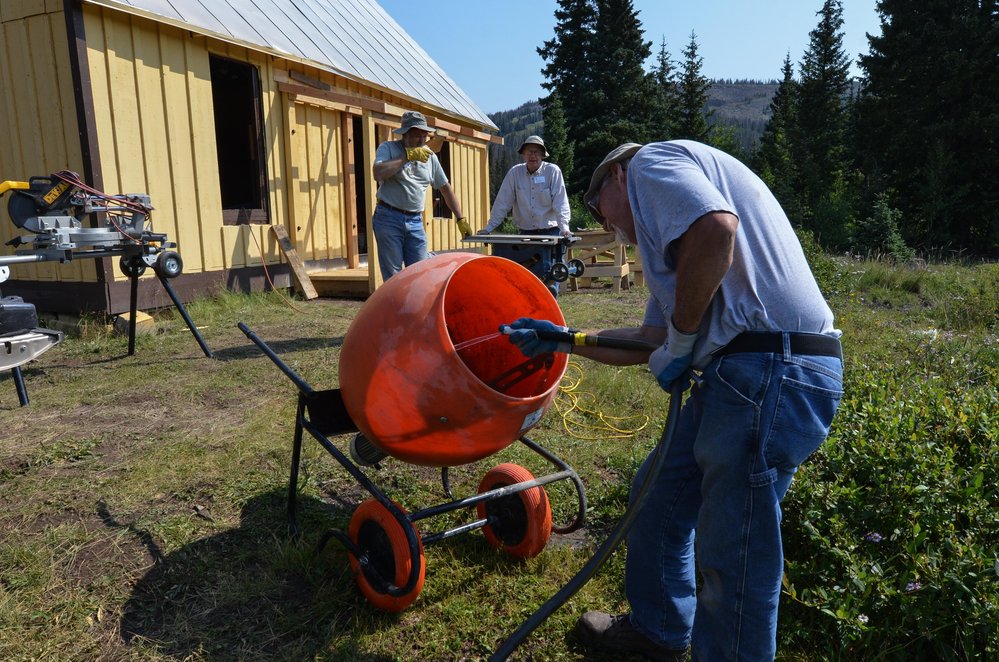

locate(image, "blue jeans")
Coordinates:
625 346 843 660
372 204 427 281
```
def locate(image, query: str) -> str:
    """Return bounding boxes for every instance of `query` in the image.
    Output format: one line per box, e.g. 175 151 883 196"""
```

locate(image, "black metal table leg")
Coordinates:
157 273 213 358
12 366 28 406
128 272 139 356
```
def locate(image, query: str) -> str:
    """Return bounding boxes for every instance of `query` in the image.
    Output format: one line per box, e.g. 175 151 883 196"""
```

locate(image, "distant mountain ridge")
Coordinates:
487 80 778 172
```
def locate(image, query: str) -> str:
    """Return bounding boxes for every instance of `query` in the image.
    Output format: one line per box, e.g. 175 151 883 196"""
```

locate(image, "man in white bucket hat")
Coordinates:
372 110 470 281
478 135 571 293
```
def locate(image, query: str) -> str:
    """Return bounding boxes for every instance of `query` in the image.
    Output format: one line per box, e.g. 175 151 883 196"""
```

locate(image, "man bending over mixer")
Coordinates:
504 140 844 661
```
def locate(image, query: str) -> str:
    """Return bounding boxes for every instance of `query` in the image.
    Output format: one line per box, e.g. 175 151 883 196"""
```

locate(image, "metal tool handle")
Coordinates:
502 324 660 352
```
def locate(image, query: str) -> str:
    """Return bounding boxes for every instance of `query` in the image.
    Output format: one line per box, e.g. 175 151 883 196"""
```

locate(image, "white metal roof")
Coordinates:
83 0 497 131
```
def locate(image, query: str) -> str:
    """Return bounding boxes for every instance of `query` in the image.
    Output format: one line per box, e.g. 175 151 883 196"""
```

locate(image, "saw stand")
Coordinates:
460 233 584 296
116 253 213 360
0 173 213 405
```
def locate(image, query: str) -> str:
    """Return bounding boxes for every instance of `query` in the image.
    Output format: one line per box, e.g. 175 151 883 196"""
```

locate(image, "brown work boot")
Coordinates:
574 611 689 661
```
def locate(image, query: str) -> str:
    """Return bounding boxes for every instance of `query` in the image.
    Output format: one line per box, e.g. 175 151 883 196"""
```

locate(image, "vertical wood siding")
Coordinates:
83 5 289 279
426 138 488 253
0 3 87 282
286 99 346 262
1 3 495 300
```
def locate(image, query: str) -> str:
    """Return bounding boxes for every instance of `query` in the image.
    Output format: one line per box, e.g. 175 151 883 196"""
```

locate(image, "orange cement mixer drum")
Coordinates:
339 253 567 467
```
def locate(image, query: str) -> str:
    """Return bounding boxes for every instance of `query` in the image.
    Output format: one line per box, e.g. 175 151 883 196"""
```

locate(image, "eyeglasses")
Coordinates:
585 192 603 223
585 172 615 223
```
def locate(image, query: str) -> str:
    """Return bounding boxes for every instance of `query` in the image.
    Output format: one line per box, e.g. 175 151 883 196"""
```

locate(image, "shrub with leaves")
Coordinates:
779 324 999 658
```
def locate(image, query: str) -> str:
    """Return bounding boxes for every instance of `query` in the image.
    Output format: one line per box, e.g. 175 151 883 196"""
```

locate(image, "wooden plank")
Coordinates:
568 231 631 292
289 68 331 91
184 36 225 271
158 22 204 272
277 80 387 114
271 224 318 300
340 112 359 268
291 92 361 116
362 111 380 292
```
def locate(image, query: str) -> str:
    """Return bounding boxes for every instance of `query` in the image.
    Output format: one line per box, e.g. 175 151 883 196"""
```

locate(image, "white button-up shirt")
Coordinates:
485 161 571 234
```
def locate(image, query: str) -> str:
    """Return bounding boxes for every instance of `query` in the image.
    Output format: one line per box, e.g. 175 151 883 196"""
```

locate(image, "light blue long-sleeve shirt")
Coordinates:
485 161 570 233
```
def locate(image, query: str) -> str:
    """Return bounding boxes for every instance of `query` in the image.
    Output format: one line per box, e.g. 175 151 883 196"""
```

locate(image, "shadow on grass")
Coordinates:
116 488 397 661
212 336 346 363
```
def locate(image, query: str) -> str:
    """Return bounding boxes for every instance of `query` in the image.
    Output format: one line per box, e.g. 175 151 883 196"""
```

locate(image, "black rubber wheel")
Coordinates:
568 258 585 277
550 262 570 282
119 256 146 278
155 250 183 278
347 499 425 612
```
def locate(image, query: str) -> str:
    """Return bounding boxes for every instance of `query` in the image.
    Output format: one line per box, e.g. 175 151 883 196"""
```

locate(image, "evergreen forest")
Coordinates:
492 0 999 259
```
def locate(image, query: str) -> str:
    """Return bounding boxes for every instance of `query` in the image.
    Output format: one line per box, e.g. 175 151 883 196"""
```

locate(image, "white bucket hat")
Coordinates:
518 135 548 158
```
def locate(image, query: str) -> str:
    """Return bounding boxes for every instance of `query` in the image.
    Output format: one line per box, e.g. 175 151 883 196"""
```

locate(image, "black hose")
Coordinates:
490 338 684 660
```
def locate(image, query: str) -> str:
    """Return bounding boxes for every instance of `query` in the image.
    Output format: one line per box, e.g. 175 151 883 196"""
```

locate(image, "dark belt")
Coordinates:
714 332 842 359
378 200 420 215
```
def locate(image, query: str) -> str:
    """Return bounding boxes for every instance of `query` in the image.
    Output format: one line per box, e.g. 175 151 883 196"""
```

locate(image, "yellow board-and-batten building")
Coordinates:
0 0 500 313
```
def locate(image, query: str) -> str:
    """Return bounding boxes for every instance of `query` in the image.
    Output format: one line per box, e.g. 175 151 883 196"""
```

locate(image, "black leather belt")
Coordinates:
715 332 842 359
378 200 420 215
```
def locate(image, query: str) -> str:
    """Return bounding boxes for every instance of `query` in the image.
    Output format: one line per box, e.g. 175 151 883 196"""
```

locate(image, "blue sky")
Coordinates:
377 0 882 114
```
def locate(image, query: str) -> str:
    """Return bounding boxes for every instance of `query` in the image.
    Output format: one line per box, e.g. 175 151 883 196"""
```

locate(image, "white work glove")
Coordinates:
648 319 698 391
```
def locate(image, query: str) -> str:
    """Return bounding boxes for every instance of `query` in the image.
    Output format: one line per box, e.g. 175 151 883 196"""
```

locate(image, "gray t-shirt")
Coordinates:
630 140 838 369
375 140 448 212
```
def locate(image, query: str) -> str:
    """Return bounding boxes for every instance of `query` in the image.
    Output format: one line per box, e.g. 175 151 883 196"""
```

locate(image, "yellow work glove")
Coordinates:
405 146 433 163
456 218 472 237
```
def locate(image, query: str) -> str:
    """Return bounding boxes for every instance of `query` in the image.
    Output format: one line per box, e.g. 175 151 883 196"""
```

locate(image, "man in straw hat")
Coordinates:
478 135 571 294
504 140 843 660
372 110 471 281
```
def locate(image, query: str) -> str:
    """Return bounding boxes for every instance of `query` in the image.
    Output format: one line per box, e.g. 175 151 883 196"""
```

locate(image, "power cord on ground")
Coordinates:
248 227 309 314
554 359 651 440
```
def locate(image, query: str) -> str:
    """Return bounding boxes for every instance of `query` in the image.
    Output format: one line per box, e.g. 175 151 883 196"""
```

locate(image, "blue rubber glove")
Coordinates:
502 318 573 358
648 319 698 391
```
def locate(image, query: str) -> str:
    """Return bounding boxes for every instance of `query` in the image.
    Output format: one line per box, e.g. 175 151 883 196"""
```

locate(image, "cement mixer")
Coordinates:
239 253 587 612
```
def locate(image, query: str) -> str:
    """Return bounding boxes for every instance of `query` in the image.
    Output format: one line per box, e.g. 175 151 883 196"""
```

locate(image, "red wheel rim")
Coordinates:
347 499 425 612
476 463 552 558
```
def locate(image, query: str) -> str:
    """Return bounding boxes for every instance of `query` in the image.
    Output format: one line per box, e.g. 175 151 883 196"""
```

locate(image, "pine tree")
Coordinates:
793 0 854 244
538 0 597 129
542 91 574 181
676 31 711 142
572 0 656 192
650 37 680 141
855 0 999 252
755 54 803 222
546 0 657 193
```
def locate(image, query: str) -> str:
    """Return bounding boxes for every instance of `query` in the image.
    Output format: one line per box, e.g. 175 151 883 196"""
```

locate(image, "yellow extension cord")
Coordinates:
552 359 652 440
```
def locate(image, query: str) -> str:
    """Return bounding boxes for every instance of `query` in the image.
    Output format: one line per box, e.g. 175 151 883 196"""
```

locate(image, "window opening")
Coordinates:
209 55 269 225
432 141 453 219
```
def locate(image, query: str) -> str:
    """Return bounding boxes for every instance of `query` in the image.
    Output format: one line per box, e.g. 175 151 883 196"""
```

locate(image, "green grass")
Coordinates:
1 259 996 661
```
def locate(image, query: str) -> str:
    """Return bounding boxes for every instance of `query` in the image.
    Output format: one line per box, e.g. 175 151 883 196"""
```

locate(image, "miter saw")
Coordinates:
0 171 212 405
0 170 181 276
